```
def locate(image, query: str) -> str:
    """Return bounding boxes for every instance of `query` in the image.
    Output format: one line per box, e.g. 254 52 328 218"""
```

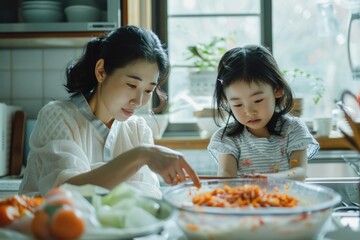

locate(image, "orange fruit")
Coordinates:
49 205 85 240
31 210 51 240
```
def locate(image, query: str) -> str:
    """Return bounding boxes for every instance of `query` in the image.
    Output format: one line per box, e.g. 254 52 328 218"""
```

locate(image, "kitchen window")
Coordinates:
153 0 360 136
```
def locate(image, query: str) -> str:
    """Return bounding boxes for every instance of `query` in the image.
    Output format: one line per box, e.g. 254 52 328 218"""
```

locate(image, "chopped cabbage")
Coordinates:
94 183 163 229
124 207 159 228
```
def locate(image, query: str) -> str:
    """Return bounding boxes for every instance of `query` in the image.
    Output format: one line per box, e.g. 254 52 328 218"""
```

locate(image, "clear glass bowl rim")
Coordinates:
163 178 341 216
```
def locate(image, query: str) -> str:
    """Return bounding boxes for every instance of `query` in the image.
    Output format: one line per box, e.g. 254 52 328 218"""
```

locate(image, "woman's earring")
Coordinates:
274 88 283 98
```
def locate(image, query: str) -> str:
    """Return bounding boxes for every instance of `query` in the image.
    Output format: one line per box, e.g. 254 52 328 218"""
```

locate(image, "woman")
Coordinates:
19 25 200 197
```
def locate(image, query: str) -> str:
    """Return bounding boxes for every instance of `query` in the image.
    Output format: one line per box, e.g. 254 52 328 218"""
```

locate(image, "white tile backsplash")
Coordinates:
43 49 76 70
12 99 43 119
12 49 42 70
0 50 11 70
4 47 82 118
0 70 11 98
43 69 69 99
74 48 84 59
12 70 42 98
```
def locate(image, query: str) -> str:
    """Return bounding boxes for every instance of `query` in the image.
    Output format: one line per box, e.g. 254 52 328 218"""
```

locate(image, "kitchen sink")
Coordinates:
307 150 360 206
306 178 359 207
307 149 360 178
307 162 358 178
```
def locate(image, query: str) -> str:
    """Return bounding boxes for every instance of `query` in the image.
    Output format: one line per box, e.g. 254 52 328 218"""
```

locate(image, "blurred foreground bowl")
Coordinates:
163 178 341 240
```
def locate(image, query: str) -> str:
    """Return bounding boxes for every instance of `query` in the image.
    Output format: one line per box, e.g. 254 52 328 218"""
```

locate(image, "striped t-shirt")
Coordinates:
207 115 319 175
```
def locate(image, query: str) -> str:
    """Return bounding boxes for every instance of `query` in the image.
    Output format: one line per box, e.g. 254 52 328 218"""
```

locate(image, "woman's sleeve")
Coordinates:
287 118 320 159
207 128 240 164
137 116 155 145
28 103 92 196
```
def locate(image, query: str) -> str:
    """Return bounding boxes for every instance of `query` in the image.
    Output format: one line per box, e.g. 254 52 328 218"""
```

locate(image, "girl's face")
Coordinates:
224 80 282 137
94 59 159 123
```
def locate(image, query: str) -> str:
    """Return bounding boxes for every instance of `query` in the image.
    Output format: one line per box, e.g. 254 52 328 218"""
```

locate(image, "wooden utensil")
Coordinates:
9 110 26 176
337 102 360 151
339 128 360 151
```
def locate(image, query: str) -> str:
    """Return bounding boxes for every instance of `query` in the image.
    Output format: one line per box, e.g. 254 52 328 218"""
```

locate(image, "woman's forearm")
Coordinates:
66 147 146 189
65 144 201 189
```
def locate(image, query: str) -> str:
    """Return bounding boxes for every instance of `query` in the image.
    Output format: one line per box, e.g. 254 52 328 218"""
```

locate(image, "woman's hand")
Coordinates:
140 144 201 188
66 144 201 190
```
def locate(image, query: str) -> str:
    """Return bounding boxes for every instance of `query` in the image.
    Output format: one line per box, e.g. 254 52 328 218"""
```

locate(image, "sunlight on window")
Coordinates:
273 0 360 119
167 0 360 126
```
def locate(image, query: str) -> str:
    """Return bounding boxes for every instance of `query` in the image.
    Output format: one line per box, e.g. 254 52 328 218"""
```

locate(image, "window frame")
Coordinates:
151 0 273 136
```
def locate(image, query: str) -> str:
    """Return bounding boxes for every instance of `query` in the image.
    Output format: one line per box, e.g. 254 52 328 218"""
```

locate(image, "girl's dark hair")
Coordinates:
213 45 294 138
65 25 170 112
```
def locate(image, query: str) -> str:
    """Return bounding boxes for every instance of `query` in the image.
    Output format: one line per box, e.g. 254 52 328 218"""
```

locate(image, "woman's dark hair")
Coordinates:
213 45 294 138
65 25 170 112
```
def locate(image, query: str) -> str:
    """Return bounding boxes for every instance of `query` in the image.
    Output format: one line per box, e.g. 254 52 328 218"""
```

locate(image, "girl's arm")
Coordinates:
217 154 238 177
263 149 308 181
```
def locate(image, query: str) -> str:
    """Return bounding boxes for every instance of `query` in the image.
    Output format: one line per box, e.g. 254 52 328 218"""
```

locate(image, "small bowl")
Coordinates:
64 5 101 22
163 178 341 240
196 117 220 138
21 8 63 22
140 114 169 139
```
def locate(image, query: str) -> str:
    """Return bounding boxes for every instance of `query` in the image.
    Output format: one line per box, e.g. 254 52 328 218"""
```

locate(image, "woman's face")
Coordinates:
224 80 281 137
95 59 159 122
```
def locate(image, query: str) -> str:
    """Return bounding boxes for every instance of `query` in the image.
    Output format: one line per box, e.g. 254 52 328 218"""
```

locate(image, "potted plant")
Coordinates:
282 68 325 117
185 35 235 97
183 36 235 137
186 36 232 71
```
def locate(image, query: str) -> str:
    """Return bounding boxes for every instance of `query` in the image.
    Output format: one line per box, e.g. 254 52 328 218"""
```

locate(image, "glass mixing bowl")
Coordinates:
163 178 341 240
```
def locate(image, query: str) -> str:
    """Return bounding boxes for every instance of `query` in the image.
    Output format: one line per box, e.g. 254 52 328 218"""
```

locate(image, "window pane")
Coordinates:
273 0 360 118
167 0 261 124
168 0 260 15
168 17 260 65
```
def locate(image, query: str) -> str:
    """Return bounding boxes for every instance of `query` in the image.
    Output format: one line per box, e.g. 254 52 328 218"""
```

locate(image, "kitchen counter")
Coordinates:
0 176 21 198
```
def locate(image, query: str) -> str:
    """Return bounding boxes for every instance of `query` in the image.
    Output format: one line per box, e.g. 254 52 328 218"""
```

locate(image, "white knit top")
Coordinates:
19 94 159 196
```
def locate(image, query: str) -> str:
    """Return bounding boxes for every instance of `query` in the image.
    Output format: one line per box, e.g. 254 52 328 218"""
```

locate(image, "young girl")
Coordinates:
208 45 319 181
19 25 200 197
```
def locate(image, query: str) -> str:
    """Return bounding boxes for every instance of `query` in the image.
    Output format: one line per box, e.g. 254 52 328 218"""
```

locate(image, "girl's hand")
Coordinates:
140 144 201 188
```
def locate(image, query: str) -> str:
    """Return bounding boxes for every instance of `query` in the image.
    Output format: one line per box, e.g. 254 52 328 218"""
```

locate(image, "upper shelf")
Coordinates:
0 0 122 48
0 0 121 34
0 22 118 33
